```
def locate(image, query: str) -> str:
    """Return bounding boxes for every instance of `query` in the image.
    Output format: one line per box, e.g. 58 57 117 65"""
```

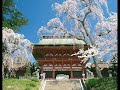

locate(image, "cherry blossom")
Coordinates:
2 27 32 69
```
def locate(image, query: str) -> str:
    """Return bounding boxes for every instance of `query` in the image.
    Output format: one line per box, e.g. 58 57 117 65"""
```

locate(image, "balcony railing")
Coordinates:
38 58 82 61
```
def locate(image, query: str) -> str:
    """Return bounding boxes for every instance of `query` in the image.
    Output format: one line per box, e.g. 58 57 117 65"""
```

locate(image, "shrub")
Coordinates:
26 82 36 87
86 78 99 89
31 77 39 82
86 77 117 90
25 87 31 90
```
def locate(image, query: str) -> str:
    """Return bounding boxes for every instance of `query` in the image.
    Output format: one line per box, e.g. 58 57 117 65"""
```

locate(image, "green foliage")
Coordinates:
26 82 36 87
86 77 117 90
3 78 41 90
25 64 31 78
86 78 99 88
2 0 28 30
25 87 31 90
31 77 39 82
30 63 36 76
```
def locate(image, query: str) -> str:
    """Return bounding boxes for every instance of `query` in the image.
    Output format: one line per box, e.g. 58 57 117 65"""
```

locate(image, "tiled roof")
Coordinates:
36 36 86 45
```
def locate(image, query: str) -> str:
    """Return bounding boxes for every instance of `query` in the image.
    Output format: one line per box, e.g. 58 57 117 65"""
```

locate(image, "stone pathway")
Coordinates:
45 80 81 90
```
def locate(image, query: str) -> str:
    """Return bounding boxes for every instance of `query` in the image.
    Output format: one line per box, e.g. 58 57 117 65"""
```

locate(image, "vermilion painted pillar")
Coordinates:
70 70 73 79
41 65 43 79
82 66 85 78
53 69 55 79
53 61 55 79
70 60 73 79
62 60 63 69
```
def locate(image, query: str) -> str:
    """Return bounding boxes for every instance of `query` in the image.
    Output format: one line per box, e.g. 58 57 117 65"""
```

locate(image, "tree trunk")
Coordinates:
2 63 4 79
93 56 102 78
82 21 103 78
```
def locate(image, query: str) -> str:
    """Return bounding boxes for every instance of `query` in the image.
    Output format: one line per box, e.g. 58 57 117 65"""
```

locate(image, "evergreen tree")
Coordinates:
25 64 31 78
2 0 28 30
30 63 36 76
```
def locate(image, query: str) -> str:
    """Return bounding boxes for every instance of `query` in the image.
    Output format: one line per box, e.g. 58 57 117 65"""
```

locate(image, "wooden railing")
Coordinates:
35 57 83 62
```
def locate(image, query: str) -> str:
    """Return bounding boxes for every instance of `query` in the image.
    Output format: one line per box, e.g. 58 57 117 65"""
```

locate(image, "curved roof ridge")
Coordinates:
42 36 77 39
38 36 86 45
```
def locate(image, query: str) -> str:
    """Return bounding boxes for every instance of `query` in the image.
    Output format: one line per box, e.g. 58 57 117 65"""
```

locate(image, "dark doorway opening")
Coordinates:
43 71 52 78
73 71 82 78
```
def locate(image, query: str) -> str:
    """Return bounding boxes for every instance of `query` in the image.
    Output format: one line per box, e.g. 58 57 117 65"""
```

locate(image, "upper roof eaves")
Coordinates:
33 36 86 46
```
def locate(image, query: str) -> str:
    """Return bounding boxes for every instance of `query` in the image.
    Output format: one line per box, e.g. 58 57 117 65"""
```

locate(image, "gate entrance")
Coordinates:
55 71 70 79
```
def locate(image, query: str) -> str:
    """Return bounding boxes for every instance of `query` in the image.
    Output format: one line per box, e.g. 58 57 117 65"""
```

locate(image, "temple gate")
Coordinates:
32 36 89 79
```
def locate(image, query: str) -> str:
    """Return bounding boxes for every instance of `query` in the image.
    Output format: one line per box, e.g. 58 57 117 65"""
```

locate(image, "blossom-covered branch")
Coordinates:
2 27 32 69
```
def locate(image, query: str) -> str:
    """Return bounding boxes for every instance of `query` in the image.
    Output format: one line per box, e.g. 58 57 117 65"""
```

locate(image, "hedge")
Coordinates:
86 77 117 90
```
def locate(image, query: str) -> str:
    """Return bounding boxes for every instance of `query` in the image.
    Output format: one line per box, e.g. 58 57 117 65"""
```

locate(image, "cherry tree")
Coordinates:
95 12 117 58
37 0 117 77
72 12 117 64
2 27 32 78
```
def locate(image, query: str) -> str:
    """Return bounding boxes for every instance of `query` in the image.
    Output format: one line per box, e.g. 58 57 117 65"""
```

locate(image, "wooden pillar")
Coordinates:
53 69 55 79
41 65 43 79
62 59 63 69
82 66 85 78
52 60 55 79
41 65 43 73
70 60 73 79
70 70 73 79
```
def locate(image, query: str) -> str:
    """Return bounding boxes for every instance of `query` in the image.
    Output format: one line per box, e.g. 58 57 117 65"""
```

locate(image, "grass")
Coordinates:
2 78 41 90
86 77 117 90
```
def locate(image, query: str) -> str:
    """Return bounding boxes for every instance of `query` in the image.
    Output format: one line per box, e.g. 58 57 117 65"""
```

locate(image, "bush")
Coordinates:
31 77 39 82
86 77 117 90
27 82 36 87
25 87 31 90
86 78 99 89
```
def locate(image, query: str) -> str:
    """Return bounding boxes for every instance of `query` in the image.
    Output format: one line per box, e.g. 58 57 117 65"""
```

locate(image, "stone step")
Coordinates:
45 80 81 90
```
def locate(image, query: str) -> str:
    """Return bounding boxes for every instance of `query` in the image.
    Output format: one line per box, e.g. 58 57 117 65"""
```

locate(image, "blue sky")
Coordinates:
14 0 117 63
15 0 117 44
15 0 64 44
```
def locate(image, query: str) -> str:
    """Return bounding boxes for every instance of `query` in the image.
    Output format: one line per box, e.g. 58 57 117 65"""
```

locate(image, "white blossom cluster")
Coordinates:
71 45 99 58
95 12 117 60
2 27 32 68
